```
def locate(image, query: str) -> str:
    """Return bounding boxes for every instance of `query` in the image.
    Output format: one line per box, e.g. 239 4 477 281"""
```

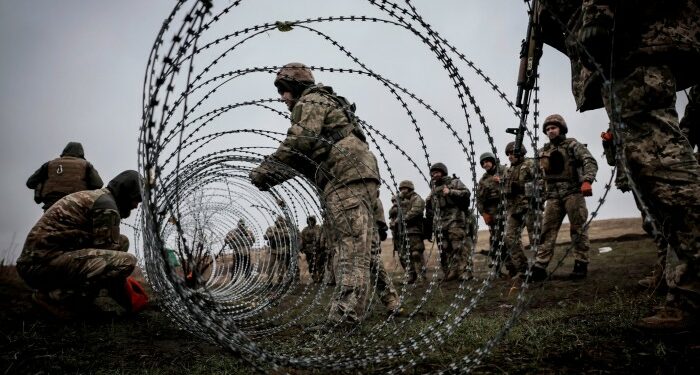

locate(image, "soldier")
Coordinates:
264 216 295 285
395 180 426 284
476 151 507 267
503 142 537 278
26 142 104 211
300 216 324 283
319 222 336 286
531 115 598 281
538 0 700 329
425 162 473 282
16 170 143 317
388 195 400 261
249 63 381 324
224 219 255 279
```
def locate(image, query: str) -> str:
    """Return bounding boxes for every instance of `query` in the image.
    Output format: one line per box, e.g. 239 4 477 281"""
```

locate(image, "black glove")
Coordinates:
578 23 611 72
378 226 388 242
249 170 270 191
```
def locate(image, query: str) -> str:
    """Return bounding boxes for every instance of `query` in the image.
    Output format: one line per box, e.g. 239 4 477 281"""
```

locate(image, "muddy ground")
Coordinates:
1 218 698 374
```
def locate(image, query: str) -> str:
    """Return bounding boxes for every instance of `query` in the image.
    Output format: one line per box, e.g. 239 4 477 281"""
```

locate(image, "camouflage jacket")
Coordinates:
425 175 471 229
225 225 255 252
18 188 123 265
264 221 296 254
476 164 507 216
538 0 700 111
300 224 321 254
388 202 399 233
505 158 537 214
251 84 380 193
539 137 598 199
395 191 425 235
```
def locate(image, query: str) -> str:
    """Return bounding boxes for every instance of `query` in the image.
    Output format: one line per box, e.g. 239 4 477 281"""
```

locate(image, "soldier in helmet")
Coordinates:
264 216 296 285
388 195 400 261
538 0 700 331
250 63 381 324
370 195 401 314
300 215 323 283
503 142 537 278
224 219 255 279
476 151 507 263
425 162 473 282
531 114 598 282
395 180 426 284
16 170 143 317
27 142 104 211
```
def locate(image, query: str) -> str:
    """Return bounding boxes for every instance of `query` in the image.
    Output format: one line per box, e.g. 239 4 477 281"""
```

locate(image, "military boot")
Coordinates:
569 260 588 280
528 265 548 282
634 306 697 332
638 264 666 291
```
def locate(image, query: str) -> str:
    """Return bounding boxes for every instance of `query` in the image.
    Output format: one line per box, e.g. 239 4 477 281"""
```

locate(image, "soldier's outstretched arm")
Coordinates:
26 163 48 189
575 143 599 182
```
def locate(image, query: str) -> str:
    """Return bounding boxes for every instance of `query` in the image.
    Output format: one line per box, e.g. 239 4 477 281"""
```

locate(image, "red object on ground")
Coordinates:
124 277 149 313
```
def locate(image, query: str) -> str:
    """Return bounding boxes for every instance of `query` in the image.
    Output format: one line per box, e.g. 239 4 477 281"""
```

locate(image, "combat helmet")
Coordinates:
398 180 415 191
542 114 568 135
505 142 527 156
429 162 448 176
307 215 317 225
479 152 496 166
274 63 315 89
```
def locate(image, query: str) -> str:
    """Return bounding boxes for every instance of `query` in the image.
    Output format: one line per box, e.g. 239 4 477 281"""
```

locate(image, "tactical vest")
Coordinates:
540 140 581 183
307 88 367 161
398 193 423 230
41 157 88 198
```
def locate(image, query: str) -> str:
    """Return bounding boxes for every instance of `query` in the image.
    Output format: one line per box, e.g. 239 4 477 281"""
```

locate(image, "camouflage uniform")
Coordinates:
27 142 103 211
425 163 473 281
536 118 598 276
319 223 336 286
388 197 400 261
539 0 700 325
300 217 324 283
477 162 507 236
264 217 296 284
16 170 141 309
503 148 537 277
250 63 381 324
395 181 426 283
225 220 255 278
370 197 399 312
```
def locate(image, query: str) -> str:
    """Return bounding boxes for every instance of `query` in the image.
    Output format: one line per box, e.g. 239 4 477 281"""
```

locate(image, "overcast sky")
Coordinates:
1 1 690 263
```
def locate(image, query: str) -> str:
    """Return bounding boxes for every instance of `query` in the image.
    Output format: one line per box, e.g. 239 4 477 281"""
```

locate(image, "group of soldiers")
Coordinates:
15 0 700 333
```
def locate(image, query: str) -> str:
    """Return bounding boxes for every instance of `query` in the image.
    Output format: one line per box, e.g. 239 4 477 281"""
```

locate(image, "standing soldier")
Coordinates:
532 114 598 281
27 142 104 211
388 195 400 261
224 219 255 279
264 216 295 285
396 180 426 284
537 0 700 330
249 62 381 324
300 216 323 283
476 151 507 266
16 170 143 317
425 162 473 282
503 142 537 278
319 222 336 286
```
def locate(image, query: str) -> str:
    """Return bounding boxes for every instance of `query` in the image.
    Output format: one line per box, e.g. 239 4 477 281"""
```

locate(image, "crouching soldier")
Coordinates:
16 170 145 317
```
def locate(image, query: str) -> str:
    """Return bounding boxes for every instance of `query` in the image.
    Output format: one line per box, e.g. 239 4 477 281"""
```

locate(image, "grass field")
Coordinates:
1 218 698 374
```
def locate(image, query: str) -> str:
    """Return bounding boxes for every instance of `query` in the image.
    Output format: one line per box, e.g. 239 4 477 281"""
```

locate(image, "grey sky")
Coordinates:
2 1 688 263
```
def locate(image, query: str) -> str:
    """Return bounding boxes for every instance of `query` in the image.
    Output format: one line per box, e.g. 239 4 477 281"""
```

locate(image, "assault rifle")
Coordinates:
507 1 543 156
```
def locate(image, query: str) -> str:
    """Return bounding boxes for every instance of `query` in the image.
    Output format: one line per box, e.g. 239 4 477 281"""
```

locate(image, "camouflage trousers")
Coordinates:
604 64 700 305
370 233 399 311
325 181 377 324
503 208 535 275
395 233 425 278
535 193 590 268
305 251 327 283
437 226 472 277
17 235 135 300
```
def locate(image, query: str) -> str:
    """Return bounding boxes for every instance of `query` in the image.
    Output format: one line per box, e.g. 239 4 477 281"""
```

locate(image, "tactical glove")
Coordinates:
482 213 493 225
581 181 593 197
249 170 270 191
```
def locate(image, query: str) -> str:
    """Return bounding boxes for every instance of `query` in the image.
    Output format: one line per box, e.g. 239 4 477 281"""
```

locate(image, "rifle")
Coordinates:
507 1 543 156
